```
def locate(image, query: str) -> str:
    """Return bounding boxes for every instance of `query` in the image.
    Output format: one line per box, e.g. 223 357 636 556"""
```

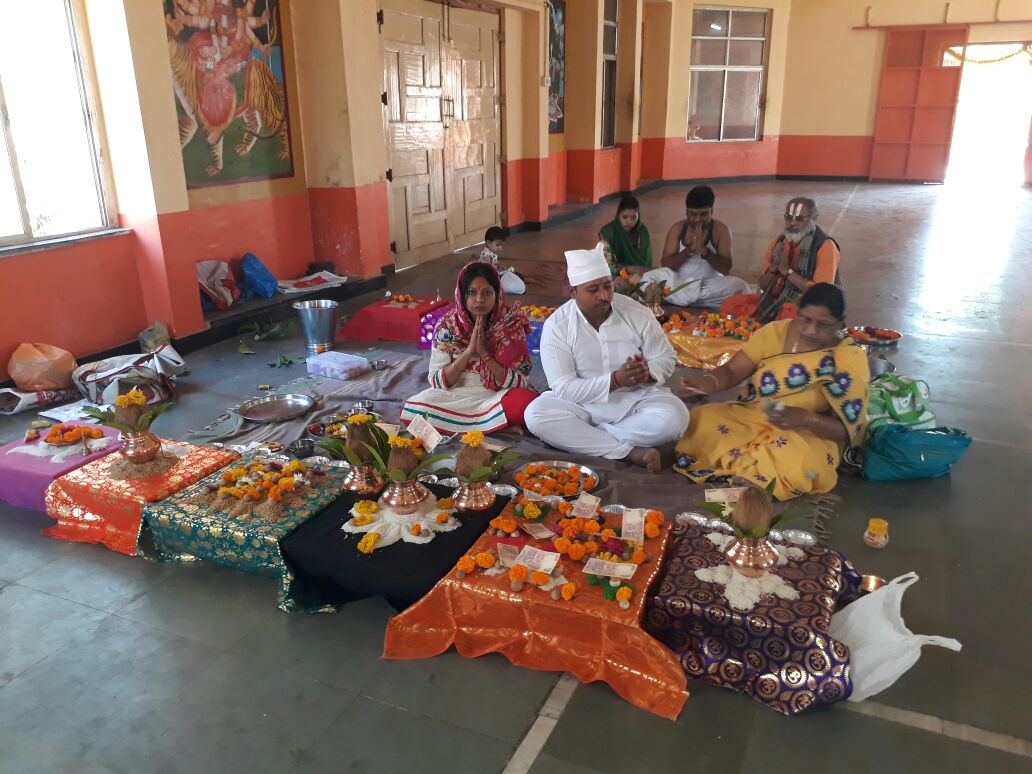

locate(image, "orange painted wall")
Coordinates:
308 182 391 277
642 136 781 181
0 233 148 381
155 192 315 337
546 150 567 208
777 136 873 178
567 144 640 203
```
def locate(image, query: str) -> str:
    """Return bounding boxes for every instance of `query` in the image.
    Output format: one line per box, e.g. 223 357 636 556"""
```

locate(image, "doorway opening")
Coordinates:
945 43 1032 185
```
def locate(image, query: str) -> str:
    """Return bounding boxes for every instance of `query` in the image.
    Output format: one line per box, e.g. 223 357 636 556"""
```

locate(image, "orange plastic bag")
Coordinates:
7 343 78 391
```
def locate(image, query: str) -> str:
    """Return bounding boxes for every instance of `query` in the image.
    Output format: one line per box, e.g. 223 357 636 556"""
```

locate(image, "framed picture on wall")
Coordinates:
163 0 294 188
548 0 566 134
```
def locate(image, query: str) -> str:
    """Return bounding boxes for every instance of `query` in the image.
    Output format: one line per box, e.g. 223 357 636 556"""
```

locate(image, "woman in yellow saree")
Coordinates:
673 284 869 500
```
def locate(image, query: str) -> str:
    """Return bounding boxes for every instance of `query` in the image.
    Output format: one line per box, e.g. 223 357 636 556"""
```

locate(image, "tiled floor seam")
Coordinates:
502 673 579 774
838 700 1032 758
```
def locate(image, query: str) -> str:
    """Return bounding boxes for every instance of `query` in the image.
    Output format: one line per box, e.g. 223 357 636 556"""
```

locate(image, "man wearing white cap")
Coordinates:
524 244 689 473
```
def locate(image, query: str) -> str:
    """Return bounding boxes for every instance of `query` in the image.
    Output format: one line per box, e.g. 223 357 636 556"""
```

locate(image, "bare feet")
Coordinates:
625 446 662 474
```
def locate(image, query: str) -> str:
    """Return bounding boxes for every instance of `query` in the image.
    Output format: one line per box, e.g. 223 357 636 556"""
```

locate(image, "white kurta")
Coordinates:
525 294 690 459
641 240 749 308
401 346 526 433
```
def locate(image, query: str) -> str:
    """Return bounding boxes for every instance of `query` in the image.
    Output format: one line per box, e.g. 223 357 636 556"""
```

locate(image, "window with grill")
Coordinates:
601 0 619 149
0 0 111 248
688 7 770 142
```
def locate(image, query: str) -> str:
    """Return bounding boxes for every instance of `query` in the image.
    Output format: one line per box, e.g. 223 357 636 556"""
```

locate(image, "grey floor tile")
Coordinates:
289 695 515 774
126 651 356 772
0 727 115 774
0 506 74 583
243 596 395 693
529 753 606 774
18 542 173 614
541 681 757 774
0 615 218 768
116 560 277 649
365 650 559 744
0 583 107 684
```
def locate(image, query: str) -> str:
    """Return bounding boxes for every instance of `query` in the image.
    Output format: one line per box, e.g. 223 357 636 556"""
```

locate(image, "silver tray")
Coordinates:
236 394 316 423
848 325 902 348
514 460 600 499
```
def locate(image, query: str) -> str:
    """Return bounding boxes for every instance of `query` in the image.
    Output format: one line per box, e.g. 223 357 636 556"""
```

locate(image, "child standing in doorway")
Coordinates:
479 226 526 295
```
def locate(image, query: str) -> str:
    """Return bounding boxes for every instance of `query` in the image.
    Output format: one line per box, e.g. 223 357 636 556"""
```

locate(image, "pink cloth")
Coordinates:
0 422 121 512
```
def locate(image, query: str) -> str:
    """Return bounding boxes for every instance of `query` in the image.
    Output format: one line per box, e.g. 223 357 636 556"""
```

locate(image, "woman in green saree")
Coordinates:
599 196 653 276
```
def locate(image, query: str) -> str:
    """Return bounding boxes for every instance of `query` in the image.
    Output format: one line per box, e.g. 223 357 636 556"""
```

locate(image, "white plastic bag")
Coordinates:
829 572 961 702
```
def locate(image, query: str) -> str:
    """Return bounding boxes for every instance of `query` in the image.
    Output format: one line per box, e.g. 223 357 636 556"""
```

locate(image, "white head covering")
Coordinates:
565 242 611 287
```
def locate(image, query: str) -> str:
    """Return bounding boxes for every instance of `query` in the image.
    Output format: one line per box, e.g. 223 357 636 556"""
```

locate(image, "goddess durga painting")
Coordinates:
163 0 293 186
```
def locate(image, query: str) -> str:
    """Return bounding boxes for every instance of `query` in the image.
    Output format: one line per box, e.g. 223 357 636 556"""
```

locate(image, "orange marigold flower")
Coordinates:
268 487 283 501
582 476 596 489
646 510 665 525
631 549 646 564
456 555 476 574
561 583 577 601
562 527 578 540
553 537 572 554
409 524 423 536
615 586 633 602
601 528 616 541
435 512 450 524
531 571 551 586
475 552 496 569
584 541 600 555
558 501 573 515
582 520 600 535
558 518 572 530
567 542 586 561
509 564 528 582
644 522 661 539
563 483 578 496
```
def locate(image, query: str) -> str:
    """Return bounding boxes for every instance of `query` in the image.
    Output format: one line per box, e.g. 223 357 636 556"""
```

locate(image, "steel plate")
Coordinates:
513 460 600 499
236 394 316 423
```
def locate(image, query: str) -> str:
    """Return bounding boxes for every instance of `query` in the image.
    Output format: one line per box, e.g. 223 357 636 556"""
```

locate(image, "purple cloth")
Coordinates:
644 522 864 715
0 423 121 512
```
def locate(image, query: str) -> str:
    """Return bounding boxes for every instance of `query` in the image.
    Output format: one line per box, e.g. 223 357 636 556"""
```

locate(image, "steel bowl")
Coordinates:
782 529 817 547
287 439 315 459
675 511 710 526
489 483 519 498
868 355 896 379
352 400 374 412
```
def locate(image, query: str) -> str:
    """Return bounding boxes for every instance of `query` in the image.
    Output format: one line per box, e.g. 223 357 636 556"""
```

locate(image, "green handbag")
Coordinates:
866 374 936 431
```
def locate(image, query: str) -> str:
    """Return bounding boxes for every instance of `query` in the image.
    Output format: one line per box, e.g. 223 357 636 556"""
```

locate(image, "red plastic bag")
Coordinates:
7 343 78 391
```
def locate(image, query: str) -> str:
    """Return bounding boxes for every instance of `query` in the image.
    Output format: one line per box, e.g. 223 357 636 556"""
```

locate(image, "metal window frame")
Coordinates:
687 6 770 143
0 0 115 250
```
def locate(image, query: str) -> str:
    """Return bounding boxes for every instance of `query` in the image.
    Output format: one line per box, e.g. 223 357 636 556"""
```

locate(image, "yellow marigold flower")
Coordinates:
354 500 379 515
615 586 633 602
347 413 373 425
522 503 542 520
460 430 485 448
357 532 380 554
114 394 131 409
388 435 412 448
217 486 237 496
283 461 306 475
436 498 454 509
353 514 374 527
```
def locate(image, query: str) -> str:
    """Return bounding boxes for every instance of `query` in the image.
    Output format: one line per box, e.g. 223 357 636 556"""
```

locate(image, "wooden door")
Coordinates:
381 0 500 268
870 26 969 183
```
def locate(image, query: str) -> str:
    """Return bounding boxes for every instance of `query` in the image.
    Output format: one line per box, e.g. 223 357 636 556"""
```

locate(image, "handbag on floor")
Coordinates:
860 424 971 481
866 373 936 430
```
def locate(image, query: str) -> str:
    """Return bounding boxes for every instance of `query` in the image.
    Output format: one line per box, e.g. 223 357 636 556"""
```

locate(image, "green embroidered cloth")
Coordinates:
142 458 348 611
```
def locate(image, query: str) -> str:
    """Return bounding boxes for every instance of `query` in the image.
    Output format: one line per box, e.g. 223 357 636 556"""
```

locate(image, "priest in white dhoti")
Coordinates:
524 245 690 473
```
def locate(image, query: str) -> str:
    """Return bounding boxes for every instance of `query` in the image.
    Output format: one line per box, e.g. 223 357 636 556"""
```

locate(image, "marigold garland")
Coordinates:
553 537 572 554
460 430 485 448
567 543 587 561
